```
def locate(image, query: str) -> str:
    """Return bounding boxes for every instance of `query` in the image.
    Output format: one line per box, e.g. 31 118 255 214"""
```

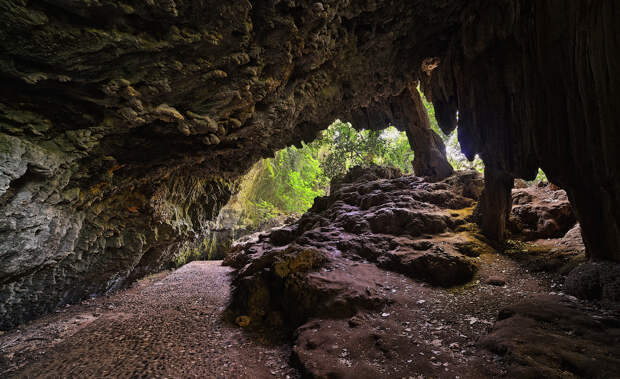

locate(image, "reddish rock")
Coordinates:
504 224 586 275
509 184 577 240
479 295 620 378
226 167 489 331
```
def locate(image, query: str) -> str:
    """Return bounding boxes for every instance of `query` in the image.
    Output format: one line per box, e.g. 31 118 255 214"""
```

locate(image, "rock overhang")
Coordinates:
1 0 619 329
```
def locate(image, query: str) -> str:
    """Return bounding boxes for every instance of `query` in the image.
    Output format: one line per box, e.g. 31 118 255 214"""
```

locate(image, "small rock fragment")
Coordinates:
485 276 506 286
235 315 251 327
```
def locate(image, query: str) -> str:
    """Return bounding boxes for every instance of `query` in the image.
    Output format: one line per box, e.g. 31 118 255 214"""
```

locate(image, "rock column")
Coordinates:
475 167 514 243
566 183 620 261
395 84 454 180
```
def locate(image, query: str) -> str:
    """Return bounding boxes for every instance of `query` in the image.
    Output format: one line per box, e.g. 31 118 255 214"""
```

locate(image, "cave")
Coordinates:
1 0 619 377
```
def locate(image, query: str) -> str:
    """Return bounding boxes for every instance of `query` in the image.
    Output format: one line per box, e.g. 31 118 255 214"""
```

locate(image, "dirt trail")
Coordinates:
0 261 299 378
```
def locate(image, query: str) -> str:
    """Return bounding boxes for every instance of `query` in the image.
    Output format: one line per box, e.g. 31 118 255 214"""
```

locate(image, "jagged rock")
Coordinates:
479 295 620 378
509 184 576 240
226 167 489 331
502 183 584 275
426 2 620 261
0 0 466 328
503 224 586 275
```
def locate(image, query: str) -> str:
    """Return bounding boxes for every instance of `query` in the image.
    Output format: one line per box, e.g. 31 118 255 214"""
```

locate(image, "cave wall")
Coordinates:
0 0 464 328
0 0 618 328
425 0 620 260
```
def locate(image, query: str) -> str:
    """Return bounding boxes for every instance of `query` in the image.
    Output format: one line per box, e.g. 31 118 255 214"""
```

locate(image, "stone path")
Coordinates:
0 261 299 378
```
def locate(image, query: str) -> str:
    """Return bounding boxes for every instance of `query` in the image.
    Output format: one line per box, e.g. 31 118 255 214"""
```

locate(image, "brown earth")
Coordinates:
1 252 618 378
0 262 299 379
224 167 620 378
2 170 619 378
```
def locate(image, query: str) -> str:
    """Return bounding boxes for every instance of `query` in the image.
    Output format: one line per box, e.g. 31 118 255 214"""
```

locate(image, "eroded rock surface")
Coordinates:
425 1 620 260
0 0 462 328
509 184 576 241
225 166 488 331
565 262 620 304
479 295 620 378
2 0 620 330
224 170 620 378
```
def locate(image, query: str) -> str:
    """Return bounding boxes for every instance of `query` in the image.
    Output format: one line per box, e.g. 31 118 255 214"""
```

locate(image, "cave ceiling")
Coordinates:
0 0 619 329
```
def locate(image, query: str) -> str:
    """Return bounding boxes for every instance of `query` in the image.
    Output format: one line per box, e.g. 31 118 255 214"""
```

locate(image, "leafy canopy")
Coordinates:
229 121 415 228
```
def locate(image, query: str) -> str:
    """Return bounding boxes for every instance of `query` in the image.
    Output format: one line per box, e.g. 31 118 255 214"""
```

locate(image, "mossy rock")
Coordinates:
454 237 496 257
274 247 327 278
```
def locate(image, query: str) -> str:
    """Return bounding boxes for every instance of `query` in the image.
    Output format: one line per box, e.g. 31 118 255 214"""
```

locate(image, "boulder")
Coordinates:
226 167 490 331
565 262 620 304
509 184 576 240
479 295 620 378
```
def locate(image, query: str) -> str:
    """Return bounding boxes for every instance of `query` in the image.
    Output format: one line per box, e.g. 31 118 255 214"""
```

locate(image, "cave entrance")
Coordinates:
204 93 487 261
203 120 415 260
197 86 560 264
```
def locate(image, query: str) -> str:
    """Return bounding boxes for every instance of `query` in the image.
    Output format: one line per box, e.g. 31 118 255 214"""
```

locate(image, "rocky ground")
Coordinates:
225 167 620 378
1 168 619 378
0 262 298 378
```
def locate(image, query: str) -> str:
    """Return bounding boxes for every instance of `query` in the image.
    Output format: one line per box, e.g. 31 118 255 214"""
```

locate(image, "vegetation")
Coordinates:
320 121 414 179
229 121 414 228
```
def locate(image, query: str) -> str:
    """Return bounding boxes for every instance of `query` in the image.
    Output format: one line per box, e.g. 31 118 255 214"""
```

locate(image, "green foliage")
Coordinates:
231 121 416 228
444 132 485 172
422 91 443 138
233 143 328 228
319 121 414 179
231 95 487 229
535 168 548 182
526 168 548 185
376 127 415 173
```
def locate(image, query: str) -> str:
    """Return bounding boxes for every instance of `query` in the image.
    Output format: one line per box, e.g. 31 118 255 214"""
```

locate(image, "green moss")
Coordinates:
175 245 203 267
503 240 553 256
454 236 496 257
274 247 326 278
447 205 475 220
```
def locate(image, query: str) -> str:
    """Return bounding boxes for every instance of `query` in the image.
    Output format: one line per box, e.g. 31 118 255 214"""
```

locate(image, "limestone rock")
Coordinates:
509 184 576 240
479 295 620 378
226 167 488 331
1 0 620 329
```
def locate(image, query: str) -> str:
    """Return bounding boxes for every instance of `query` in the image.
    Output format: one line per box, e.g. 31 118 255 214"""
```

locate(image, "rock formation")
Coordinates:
1 0 619 327
424 1 620 260
224 167 620 377
479 295 620 378
509 184 576 241
225 166 488 331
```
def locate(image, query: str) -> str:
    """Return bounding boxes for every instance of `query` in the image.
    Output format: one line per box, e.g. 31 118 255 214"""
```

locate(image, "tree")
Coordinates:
319 121 414 179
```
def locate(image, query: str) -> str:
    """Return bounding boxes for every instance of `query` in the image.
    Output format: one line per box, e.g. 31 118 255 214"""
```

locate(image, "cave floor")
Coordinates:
1 253 618 378
0 261 299 378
